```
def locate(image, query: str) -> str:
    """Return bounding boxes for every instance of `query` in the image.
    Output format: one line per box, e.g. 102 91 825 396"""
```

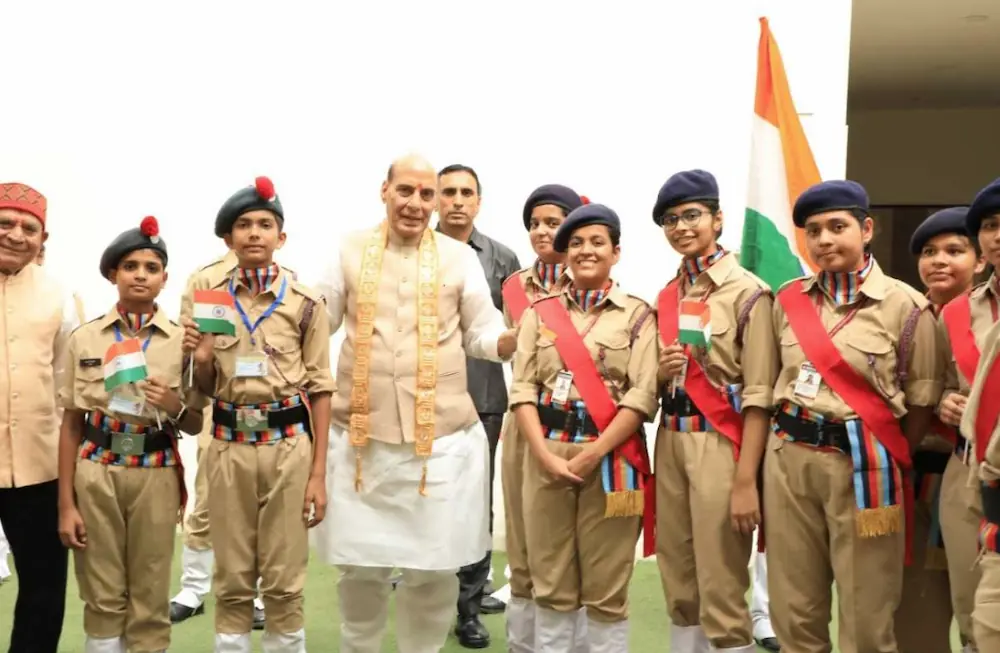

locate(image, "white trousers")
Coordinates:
749 536 775 641
338 565 458 653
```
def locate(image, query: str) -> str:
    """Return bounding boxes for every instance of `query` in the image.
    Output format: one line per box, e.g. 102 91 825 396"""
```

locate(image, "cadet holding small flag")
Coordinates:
650 170 778 653
183 176 333 653
56 216 205 653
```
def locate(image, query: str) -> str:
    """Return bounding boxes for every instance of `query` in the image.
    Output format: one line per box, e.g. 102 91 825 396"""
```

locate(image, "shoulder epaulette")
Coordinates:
70 315 103 336
776 275 811 293
291 280 322 302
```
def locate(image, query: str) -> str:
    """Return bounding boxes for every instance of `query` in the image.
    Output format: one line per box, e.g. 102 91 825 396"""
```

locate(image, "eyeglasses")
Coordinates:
661 208 709 230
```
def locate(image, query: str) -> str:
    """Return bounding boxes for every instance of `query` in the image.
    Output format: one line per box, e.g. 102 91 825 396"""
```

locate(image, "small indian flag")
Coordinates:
678 300 711 350
104 339 148 391
193 289 237 336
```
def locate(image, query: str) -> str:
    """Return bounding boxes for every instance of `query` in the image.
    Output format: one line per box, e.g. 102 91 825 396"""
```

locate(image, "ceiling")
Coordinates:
850 0 1000 110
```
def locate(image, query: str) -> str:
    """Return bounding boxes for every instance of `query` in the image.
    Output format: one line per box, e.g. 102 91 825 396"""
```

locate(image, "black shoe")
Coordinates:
756 636 781 651
454 617 490 649
253 605 266 631
480 594 505 614
169 602 205 624
483 580 495 595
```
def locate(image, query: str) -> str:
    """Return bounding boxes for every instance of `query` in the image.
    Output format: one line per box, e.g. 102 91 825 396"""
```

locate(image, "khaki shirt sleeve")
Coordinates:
904 306 943 407
509 307 541 408
57 331 79 411
739 291 778 410
618 307 659 420
301 297 335 395
179 271 199 324
937 315 962 398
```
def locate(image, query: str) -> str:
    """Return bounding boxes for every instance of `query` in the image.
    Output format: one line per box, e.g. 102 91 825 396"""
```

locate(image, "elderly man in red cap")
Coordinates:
0 182 82 653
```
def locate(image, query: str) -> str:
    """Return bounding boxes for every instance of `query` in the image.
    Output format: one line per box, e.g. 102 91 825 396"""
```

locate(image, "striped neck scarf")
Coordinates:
682 248 726 286
534 260 565 291
117 306 153 334
817 255 874 306
571 282 611 311
237 264 280 296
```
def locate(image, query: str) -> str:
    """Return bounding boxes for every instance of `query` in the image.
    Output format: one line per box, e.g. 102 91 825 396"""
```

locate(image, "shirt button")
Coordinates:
11 393 17 400
397 327 403 333
402 277 408 283
9 364 15 371
396 351 402 358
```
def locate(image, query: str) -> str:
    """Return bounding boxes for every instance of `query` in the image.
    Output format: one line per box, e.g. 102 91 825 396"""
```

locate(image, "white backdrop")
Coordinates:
3 0 852 543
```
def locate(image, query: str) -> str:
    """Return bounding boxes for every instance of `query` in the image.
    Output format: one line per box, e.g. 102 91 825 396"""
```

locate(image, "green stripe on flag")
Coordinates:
105 365 148 392
741 208 804 289
195 316 236 336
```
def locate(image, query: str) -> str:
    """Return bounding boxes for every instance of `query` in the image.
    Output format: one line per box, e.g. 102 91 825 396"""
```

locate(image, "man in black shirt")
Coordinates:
436 164 521 649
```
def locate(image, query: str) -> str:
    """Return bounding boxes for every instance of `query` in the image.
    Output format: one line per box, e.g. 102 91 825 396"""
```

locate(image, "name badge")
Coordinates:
236 354 269 378
236 408 269 433
108 393 146 417
110 433 146 456
552 370 574 404
794 362 822 399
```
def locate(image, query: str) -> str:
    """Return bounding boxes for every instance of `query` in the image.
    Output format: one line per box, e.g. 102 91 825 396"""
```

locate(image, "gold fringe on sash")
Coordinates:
350 222 440 493
856 504 903 538
605 489 644 518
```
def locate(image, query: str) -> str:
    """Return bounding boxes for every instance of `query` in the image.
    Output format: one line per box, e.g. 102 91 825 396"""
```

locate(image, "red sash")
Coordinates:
975 353 1000 465
942 295 980 386
778 281 915 561
502 274 531 326
532 296 656 556
656 279 744 457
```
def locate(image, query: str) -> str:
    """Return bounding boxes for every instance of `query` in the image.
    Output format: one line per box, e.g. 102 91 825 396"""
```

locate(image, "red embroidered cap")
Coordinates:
0 182 47 225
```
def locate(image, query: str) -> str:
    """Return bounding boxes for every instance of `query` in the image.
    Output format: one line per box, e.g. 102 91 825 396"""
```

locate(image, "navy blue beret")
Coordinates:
792 180 870 227
100 216 168 280
967 178 1000 238
554 204 621 253
215 176 284 237
909 207 970 255
522 184 583 230
652 169 719 225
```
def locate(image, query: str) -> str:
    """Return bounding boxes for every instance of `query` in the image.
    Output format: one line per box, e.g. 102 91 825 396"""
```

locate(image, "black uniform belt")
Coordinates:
660 387 703 418
537 403 600 437
983 482 1000 525
83 423 175 454
212 403 310 432
775 411 852 452
913 450 950 475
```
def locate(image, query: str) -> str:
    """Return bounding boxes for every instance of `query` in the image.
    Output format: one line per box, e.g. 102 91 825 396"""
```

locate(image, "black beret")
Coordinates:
100 216 168 280
909 207 970 255
792 180 869 228
522 184 584 230
554 203 621 253
215 176 284 237
652 169 719 225
967 178 1000 238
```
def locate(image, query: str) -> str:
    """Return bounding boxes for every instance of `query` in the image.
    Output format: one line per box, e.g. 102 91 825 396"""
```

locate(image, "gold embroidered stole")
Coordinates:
350 222 439 494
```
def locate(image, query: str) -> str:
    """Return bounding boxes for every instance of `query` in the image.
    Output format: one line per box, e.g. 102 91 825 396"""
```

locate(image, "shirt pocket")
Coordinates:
73 359 106 407
778 329 802 368
212 335 241 379
594 332 631 389
843 330 898 400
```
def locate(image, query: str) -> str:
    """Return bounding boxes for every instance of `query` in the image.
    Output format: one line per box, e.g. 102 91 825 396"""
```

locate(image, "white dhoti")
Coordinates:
316 422 491 653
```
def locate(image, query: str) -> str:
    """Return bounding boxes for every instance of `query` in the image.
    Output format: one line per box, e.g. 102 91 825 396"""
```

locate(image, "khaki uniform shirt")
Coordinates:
187 267 334 404
58 306 204 427
659 252 779 411
0 264 81 487
963 319 1000 482
773 260 942 420
502 265 570 329
509 284 659 421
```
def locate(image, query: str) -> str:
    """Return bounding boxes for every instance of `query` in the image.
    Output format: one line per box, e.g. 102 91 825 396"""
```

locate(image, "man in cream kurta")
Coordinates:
315 154 515 653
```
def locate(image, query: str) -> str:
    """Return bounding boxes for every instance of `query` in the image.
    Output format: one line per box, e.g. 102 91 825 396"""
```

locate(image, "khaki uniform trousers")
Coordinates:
523 439 640 622
893 488 952 653
206 433 311 635
184 421 213 550
763 435 904 653
74 460 180 653
501 413 532 599
939 452 983 647
974 550 1000 650
655 426 753 649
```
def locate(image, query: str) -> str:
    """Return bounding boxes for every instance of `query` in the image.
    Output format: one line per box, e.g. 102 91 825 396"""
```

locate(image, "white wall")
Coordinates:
2 0 853 545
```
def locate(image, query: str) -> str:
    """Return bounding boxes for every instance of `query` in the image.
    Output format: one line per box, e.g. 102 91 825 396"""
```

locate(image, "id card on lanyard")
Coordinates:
792 292 865 399
229 276 286 378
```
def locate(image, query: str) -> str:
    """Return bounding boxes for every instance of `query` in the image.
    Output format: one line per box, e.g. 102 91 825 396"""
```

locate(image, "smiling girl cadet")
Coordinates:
509 203 658 653
500 183 584 652
57 216 205 653
765 180 941 653
650 170 778 653
897 207 984 653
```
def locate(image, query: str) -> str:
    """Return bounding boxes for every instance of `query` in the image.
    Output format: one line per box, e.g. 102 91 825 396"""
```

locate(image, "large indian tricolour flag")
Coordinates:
740 17 821 290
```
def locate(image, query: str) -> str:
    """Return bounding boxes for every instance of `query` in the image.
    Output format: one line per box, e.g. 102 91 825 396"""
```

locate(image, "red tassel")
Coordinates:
255 176 276 200
140 216 159 237
580 195 591 205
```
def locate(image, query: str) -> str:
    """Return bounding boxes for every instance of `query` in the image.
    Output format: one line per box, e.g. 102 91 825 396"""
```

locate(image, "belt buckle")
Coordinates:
110 432 146 456
815 423 839 449
236 408 269 433
563 410 577 435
